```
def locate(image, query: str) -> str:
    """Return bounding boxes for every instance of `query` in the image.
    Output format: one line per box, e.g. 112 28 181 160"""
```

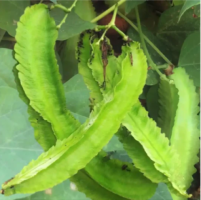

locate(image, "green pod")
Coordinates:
85 150 157 200
2 28 147 196
170 68 200 192
157 77 179 139
14 4 79 140
117 128 184 198
122 101 188 197
70 170 128 200
117 127 167 183
77 31 103 104
13 67 56 151
88 36 122 97
14 57 127 200
79 35 168 185
13 69 131 200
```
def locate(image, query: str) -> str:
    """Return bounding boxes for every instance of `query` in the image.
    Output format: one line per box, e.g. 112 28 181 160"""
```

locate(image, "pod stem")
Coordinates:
91 0 126 23
96 4 128 44
117 11 173 67
135 6 169 81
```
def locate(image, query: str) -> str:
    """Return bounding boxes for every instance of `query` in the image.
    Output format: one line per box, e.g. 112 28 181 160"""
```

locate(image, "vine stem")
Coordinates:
51 4 71 13
135 7 168 80
96 4 128 44
117 11 173 66
91 0 126 23
53 0 78 29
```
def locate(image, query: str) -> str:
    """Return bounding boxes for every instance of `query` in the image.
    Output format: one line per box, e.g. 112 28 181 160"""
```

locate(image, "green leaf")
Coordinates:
125 0 145 14
59 0 97 22
50 0 57 3
149 183 173 200
127 27 172 85
0 0 30 37
0 80 42 200
0 28 6 42
64 74 90 123
50 9 95 41
173 0 185 6
146 70 160 85
179 0 200 20
178 31 200 86
157 5 200 63
0 48 17 89
128 27 173 66
157 78 179 139
59 36 79 82
146 84 159 122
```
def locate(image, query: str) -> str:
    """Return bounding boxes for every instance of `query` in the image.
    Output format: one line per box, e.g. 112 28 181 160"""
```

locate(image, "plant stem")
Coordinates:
157 63 169 69
112 26 128 40
57 14 68 29
135 7 167 79
51 4 71 12
96 4 128 44
55 0 77 29
135 7 154 67
110 4 118 25
91 0 126 23
118 11 173 66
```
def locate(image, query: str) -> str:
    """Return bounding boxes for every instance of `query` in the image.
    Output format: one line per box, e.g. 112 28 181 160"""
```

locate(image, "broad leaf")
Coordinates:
125 0 145 14
50 9 95 41
146 70 160 86
179 0 200 20
0 48 16 89
178 31 200 86
50 0 57 3
0 28 5 42
59 36 79 82
149 183 173 200
58 0 97 22
157 5 200 63
146 84 159 122
0 80 42 200
173 0 185 6
64 74 90 123
128 27 173 66
0 0 30 37
157 78 179 139
128 27 172 85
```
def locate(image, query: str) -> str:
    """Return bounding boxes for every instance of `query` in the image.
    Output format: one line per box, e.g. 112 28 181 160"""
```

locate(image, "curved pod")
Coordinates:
2 9 147 195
